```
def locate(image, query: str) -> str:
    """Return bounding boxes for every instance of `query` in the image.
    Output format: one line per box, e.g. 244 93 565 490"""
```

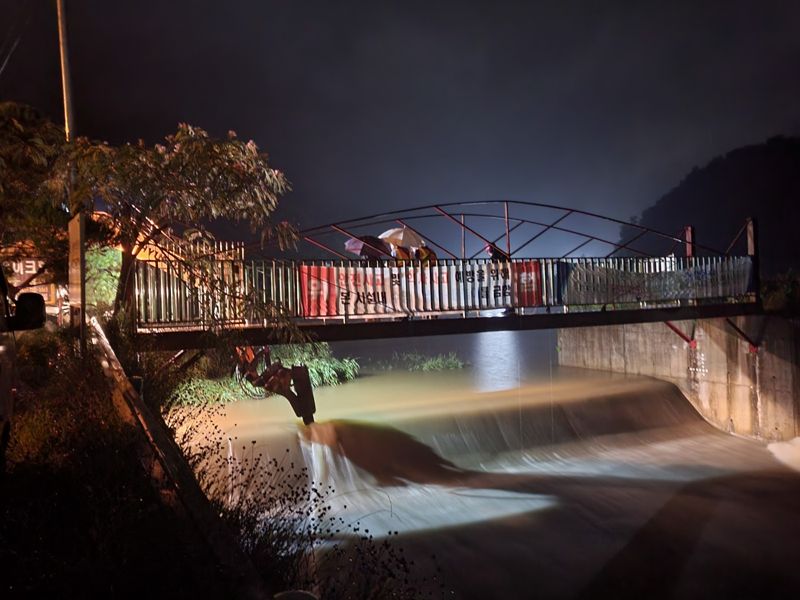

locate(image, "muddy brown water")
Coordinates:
189 332 800 599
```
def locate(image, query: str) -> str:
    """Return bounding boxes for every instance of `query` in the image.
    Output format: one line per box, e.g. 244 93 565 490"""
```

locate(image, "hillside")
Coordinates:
621 136 800 275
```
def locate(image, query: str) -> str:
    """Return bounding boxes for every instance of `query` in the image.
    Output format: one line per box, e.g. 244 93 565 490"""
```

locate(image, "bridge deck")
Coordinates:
136 302 761 349
133 255 758 349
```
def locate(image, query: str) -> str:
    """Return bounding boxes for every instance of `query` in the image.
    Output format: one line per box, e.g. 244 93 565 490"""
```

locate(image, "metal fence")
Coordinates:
134 256 755 328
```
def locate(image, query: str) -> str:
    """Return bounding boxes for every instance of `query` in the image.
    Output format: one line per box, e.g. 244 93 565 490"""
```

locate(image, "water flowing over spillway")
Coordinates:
199 334 800 599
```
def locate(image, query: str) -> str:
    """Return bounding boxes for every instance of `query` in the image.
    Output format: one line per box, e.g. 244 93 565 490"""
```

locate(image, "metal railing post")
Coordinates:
747 217 759 303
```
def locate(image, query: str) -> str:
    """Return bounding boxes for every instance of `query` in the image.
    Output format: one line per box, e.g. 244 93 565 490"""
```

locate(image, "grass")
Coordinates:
163 342 360 407
372 351 465 372
157 345 449 598
5 323 445 597
164 406 449 598
271 343 360 388
1 328 232 598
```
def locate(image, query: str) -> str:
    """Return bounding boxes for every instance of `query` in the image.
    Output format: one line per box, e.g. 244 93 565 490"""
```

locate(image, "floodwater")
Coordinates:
198 331 800 599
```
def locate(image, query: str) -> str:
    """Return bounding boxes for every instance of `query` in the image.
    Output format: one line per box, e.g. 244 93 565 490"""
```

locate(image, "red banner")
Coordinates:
512 260 543 307
299 265 337 317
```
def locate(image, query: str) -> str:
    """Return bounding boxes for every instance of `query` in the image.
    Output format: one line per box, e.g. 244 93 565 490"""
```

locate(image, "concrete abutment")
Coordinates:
557 316 800 441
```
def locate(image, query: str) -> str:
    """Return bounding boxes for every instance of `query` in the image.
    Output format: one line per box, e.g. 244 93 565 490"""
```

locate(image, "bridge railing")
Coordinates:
133 255 755 329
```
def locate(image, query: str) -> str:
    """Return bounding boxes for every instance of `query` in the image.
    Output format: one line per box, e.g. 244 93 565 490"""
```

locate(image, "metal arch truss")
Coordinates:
290 200 742 261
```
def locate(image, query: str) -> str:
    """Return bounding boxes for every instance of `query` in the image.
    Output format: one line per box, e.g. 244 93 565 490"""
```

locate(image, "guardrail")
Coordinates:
134 256 755 329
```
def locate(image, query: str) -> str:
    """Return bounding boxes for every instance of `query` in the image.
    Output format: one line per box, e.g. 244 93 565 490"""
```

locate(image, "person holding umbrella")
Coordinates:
344 235 392 264
378 226 426 249
379 226 426 264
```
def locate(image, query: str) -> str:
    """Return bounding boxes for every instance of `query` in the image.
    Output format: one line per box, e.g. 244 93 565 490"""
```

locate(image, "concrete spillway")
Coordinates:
208 369 800 599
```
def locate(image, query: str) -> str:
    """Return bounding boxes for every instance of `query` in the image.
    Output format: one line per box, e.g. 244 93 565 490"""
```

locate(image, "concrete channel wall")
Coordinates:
557 315 800 441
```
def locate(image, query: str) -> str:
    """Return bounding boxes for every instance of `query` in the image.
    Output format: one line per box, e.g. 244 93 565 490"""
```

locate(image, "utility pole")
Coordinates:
57 0 86 354
57 0 74 144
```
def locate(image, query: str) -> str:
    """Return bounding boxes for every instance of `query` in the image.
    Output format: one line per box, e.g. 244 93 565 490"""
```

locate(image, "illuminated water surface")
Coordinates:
192 331 800 599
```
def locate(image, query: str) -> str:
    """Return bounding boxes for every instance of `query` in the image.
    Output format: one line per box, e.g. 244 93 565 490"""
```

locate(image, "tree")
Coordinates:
0 102 70 290
52 124 295 314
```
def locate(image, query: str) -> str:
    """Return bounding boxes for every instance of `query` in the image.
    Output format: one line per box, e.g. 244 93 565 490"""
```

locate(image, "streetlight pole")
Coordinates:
56 0 74 143
57 0 86 355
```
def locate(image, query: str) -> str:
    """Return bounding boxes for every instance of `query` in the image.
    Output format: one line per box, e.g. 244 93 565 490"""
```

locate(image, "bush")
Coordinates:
10 328 123 466
762 270 800 313
3 329 229 596
168 377 242 407
161 343 359 408
85 246 121 316
184 434 447 598
373 351 465 372
272 343 359 388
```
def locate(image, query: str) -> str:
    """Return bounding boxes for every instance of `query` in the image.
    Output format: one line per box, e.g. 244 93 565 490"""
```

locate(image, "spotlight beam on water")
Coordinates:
183 334 800 598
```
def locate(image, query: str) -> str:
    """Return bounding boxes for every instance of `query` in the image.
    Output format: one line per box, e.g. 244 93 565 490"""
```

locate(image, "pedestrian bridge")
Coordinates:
133 254 758 349
131 201 761 349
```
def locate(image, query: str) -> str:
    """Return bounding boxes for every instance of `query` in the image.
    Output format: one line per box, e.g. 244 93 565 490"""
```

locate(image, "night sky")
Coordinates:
2 0 799 248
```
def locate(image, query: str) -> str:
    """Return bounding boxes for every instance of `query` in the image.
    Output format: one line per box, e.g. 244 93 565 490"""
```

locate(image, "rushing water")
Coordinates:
201 331 800 599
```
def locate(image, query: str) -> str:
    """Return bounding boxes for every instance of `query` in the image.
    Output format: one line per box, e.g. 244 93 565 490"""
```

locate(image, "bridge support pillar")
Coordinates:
725 318 759 354
665 320 696 348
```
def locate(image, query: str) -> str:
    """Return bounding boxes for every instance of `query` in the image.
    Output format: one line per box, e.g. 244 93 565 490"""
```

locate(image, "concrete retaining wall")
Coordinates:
557 316 800 441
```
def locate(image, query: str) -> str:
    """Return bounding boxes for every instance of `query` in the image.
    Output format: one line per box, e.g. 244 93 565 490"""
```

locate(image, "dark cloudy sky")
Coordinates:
2 0 800 248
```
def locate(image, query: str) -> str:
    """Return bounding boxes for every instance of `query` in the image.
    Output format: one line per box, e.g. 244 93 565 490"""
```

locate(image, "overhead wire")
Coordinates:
0 0 34 81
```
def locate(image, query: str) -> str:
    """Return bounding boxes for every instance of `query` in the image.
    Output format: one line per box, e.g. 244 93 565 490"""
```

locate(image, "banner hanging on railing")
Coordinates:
299 265 336 317
136 254 755 328
511 261 542 307
298 260 535 317
561 257 753 305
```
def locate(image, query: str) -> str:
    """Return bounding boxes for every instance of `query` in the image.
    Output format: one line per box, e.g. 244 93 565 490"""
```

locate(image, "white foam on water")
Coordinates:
298 438 557 537
768 437 800 472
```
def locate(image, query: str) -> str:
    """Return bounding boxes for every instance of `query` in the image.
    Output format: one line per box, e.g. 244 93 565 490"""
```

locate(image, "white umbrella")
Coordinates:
344 236 392 258
378 226 425 248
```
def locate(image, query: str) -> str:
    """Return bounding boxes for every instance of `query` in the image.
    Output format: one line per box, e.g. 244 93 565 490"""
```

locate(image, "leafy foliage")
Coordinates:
10 329 119 465
168 377 242 407
0 102 70 288
3 328 232 596
165 343 360 408
48 123 296 312
85 246 121 314
163 398 448 598
0 102 65 214
271 343 360 388
373 351 465 372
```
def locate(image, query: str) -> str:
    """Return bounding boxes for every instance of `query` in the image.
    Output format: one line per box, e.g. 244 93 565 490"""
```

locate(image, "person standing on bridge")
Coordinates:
415 246 438 263
392 244 412 263
485 244 509 261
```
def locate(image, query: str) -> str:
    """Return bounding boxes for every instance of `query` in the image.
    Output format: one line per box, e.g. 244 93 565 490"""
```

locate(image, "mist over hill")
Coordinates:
620 136 800 275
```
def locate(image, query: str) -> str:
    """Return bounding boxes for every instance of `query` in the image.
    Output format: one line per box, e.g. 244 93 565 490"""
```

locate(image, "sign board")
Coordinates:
0 257 57 304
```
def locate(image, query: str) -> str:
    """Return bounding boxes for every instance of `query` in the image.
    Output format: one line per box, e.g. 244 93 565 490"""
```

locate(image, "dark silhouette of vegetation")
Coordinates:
1 328 232 597
50 122 296 314
3 100 445 596
620 136 800 276
164 400 448 599
0 102 69 290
